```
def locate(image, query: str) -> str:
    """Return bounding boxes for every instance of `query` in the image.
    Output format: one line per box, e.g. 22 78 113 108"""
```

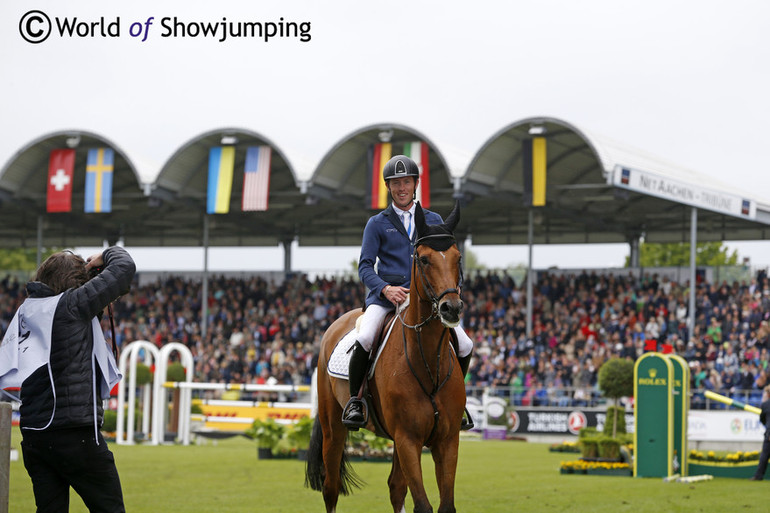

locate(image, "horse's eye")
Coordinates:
419 255 430 265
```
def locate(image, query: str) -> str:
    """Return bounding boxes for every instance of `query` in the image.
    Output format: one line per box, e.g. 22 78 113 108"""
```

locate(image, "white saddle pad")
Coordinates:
327 299 408 379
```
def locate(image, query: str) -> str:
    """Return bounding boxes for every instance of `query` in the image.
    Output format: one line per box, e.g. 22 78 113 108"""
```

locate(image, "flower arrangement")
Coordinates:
549 441 581 453
689 449 760 463
346 430 394 461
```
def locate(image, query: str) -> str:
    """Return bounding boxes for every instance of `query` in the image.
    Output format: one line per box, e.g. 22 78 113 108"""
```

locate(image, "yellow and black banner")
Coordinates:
522 137 547 207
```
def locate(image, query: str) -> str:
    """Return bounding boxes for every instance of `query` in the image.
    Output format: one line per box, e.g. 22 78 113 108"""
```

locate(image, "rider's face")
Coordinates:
387 177 418 210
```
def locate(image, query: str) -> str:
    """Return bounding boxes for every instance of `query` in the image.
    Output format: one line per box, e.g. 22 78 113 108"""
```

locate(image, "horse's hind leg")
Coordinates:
388 450 408 513
431 434 459 513
321 407 348 512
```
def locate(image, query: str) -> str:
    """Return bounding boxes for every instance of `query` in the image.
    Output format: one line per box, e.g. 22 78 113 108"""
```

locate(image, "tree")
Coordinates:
0 248 60 271
598 358 634 438
625 241 739 267
463 248 486 271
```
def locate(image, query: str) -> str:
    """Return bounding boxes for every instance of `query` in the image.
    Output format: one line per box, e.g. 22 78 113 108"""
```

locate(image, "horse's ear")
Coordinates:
444 201 460 233
414 201 427 236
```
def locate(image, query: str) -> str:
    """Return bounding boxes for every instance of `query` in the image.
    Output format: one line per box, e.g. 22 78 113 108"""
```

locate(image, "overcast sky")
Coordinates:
2 0 769 272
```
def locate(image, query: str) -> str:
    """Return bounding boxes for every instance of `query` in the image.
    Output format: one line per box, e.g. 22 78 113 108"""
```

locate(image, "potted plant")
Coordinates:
287 416 314 461
246 418 286 459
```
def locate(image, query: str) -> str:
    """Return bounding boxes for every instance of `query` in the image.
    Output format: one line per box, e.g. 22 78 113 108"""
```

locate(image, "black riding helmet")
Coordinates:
382 155 420 181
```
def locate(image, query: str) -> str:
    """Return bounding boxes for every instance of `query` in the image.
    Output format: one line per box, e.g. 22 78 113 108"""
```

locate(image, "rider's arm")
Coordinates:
358 216 389 299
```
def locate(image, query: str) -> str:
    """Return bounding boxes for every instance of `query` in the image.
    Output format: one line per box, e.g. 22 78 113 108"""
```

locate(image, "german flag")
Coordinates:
522 137 547 207
369 142 392 209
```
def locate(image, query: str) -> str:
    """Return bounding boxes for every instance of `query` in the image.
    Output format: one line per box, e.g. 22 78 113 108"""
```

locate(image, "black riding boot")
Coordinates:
458 354 475 431
341 342 370 429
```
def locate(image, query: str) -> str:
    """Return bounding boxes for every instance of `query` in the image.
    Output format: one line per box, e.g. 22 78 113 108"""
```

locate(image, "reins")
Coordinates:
397 234 463 445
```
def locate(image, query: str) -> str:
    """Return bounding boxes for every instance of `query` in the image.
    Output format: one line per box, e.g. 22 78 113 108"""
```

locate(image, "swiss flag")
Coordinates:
47 149 75 212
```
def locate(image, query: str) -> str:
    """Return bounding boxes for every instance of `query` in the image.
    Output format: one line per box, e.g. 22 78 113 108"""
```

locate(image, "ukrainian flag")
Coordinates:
84 148 114 213
207 146 235 214
522 137 547 207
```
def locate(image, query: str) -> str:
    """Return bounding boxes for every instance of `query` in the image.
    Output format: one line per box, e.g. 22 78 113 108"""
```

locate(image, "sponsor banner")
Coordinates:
688 410 764 442
507 408 635 435
503 407 762 442
194 399 311 432
612 164 756 219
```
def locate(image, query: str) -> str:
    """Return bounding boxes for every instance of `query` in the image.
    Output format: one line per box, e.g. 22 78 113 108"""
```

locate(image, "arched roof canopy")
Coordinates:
304 123 458 246
0 130 145 247
461 117 770 245
148 128 305 246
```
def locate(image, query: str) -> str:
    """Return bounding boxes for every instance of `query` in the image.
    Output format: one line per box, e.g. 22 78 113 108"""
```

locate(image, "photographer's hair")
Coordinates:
34 250 89 294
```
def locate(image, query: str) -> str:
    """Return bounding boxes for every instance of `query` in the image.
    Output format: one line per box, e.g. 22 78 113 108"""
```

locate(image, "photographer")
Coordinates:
1 246 135 512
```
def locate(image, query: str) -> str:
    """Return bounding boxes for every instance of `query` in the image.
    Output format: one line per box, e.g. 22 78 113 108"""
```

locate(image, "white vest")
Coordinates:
0 294 122 432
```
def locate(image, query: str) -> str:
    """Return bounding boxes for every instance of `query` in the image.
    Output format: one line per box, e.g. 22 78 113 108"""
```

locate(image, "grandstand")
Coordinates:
2 116 770 445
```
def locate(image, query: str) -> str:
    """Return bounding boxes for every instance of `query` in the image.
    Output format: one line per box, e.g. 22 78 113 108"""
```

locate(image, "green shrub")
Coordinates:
603 405 627 435
101 408 143 432
166 362 186 382
578 427 598 439
580 437 599 458
131 363 153 386
597 436 621 460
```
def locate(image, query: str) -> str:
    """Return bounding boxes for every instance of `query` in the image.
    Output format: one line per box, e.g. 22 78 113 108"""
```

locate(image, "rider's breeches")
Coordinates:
343 303 473 357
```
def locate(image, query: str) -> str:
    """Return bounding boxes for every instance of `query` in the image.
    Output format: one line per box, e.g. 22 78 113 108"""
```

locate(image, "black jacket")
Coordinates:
20 246 135 430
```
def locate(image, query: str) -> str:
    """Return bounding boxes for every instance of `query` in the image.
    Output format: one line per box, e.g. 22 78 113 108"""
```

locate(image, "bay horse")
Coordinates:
306 202 466 513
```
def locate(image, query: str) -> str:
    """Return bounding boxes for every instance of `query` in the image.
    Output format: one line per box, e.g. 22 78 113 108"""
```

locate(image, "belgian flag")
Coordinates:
522 137 547 207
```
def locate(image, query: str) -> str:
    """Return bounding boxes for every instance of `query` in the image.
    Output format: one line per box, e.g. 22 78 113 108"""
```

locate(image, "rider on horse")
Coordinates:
341 154 474 429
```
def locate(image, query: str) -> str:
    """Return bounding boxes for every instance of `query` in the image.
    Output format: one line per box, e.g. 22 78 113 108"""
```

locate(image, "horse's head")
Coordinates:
412 202 463 328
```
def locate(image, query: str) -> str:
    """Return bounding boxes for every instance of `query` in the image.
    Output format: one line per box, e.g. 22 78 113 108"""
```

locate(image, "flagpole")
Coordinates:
526 208 534 338
688 207 697 343
201 215 209 340
37 214 43 267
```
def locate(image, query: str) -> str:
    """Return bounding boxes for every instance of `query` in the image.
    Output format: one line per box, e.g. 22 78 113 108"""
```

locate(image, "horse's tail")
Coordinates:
304 416 364 495
304 416 325 491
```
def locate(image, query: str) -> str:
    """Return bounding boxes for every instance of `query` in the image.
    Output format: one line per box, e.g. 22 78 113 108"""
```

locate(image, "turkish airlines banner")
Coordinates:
47 149 75 212
506 408 636 436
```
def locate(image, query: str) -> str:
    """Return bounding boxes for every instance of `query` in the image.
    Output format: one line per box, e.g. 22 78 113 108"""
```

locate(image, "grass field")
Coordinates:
8 428 769 512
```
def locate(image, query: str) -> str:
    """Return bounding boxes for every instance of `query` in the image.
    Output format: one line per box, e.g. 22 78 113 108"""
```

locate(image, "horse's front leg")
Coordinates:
431 432 459 513
394 435 432 513
388 449 408 513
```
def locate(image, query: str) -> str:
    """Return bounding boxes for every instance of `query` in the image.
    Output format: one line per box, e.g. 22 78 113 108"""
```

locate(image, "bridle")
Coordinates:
397 232 464 445
398 233 464 331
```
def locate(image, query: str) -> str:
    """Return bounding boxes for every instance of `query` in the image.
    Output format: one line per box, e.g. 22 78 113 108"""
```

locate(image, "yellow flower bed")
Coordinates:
560 460 631 470
689 449 760 463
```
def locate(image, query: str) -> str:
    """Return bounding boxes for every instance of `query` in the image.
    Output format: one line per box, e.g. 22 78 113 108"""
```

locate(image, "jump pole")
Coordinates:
703 390 761 415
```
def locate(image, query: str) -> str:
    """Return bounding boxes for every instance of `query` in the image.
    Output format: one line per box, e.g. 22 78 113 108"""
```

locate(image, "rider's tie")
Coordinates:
403 212 412 238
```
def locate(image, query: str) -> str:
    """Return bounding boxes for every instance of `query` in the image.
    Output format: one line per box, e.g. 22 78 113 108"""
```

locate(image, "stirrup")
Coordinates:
460 406 474 431
342 397 368 430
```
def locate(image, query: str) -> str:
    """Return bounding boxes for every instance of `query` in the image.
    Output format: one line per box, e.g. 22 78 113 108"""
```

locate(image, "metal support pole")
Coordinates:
0 402 11 513
201 215 209 340
688 207 698 342
526 209 534 338
282 238 293 277
629 235 640 268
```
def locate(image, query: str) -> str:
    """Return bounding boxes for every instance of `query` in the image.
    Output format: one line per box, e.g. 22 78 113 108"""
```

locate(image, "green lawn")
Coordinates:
8 428 769 512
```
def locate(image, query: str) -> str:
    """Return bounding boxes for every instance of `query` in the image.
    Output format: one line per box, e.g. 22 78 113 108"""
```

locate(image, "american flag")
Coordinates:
242 146 272 211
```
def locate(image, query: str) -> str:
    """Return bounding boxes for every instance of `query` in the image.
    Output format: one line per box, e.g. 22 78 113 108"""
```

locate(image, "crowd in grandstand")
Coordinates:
2 267 770 408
